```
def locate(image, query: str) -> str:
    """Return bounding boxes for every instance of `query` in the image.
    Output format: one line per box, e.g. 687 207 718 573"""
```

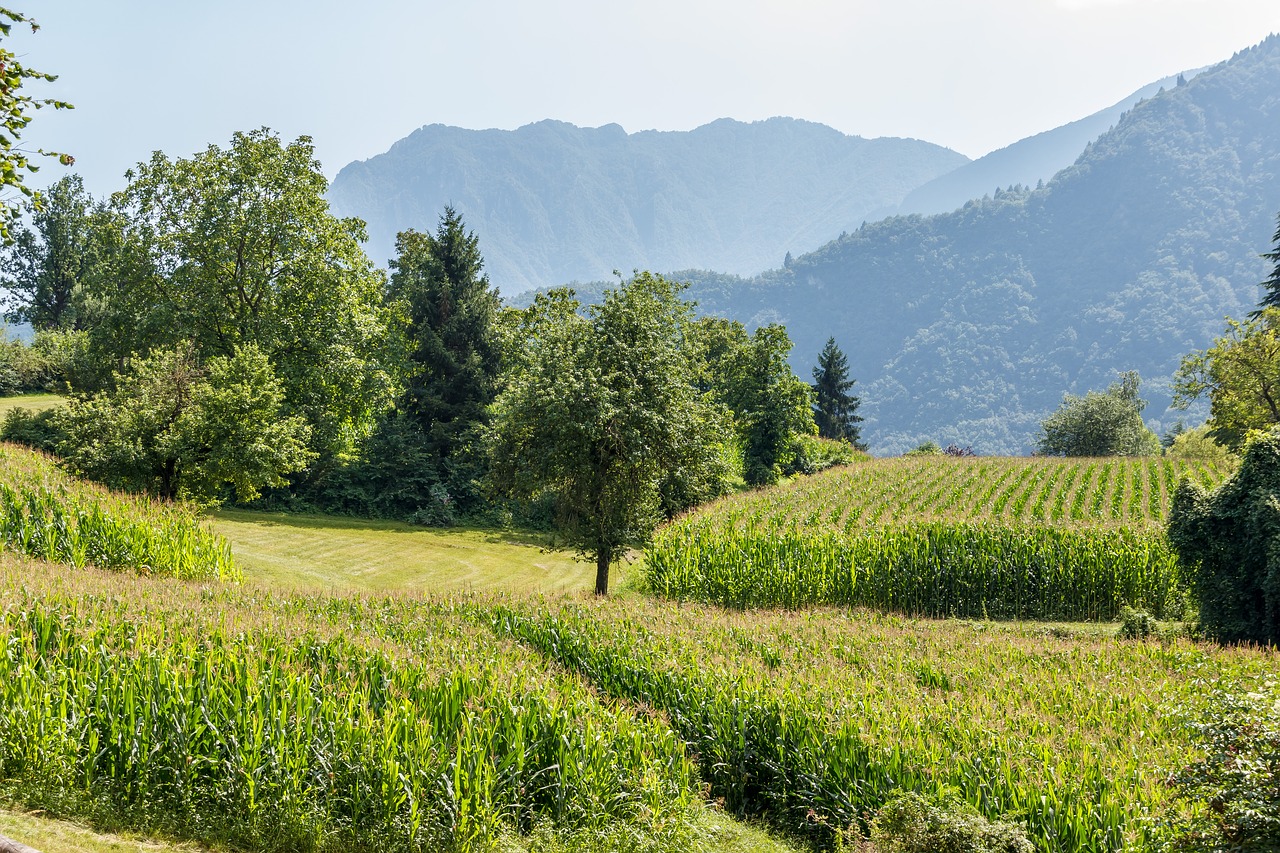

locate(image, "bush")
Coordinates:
0 406 64 453
870 791 1033 853
1160 685 1280 852
904 441 942 457
1168 429 1280 643
1117 605 1160 640
786 433 864 475
1166 424 1237 466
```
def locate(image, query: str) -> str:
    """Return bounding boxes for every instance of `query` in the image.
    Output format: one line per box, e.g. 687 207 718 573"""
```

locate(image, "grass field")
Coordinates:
0 392 66 416
213 509 614 594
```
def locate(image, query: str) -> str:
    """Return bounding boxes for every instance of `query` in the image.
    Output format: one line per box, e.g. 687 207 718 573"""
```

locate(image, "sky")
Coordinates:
10 0 1280 199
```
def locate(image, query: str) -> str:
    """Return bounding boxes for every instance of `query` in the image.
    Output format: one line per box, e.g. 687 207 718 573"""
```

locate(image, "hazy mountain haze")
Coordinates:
14 1 1280 200
328 118 966 291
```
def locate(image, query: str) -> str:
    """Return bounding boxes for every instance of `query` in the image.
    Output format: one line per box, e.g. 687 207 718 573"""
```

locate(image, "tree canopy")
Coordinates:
1256 212 1280 312
811 336 865 449
85 129 391 464
1036 371 1161 457
0 8 72 241
1174 309 1280 451
1 174 97 329
486 272 732 595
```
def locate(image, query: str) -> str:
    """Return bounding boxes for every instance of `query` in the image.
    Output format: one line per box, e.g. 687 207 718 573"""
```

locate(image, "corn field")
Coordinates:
478 596 1276 853
0 560 698 853
647 456 1232 619
0 443 236 581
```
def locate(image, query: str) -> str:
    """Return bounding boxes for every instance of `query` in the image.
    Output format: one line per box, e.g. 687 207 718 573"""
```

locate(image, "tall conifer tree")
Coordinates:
389 206 501 509
1260 213 1280 312
811 337 866 450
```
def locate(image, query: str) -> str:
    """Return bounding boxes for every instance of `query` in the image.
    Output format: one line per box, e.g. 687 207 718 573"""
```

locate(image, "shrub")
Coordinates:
1167 425 1237 467
1117 605 1160 640
871 791 1033 853
786 433 864 475
904 441 942 457
1160 685 1280 852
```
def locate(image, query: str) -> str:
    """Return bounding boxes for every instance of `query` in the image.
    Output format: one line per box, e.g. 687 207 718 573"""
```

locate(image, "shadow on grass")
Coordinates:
213 508 557 549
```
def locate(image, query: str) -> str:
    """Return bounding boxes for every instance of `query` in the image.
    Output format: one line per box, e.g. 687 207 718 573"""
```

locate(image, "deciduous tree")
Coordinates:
1036 371 1161 457
55 344 312 504
486 273 731 595
88 129 390 464
2 174 97 329
1174 309 1280 451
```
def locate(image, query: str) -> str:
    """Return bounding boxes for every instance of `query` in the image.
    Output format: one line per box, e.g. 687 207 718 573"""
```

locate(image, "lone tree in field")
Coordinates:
811 337 866 450
486 272 729 595
1036 371 1161 457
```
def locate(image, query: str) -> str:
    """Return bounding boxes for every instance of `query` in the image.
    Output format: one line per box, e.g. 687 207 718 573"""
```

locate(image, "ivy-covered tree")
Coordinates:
811 336 866 450
487 273 732 595
0 8 72 241
2 174 98 329
1168 429 1280 644
387 206 501 511
86 129 391 465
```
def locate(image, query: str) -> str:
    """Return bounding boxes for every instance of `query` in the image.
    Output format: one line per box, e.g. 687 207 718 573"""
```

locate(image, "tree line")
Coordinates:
0 130 867 593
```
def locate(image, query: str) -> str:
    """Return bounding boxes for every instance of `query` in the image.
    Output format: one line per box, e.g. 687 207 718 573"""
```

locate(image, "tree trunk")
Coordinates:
595 550 610 596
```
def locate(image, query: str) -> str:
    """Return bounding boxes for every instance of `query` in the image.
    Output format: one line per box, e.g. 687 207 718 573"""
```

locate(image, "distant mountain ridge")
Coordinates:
897 68 1207 216
664 36 1280 454
327 118 967 292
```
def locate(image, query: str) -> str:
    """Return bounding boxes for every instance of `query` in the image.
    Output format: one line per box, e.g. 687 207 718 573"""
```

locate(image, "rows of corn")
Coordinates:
0 559 700 853
646 456 1232 619
478 597 1276 853
0 442 235 581
3 555 1274 853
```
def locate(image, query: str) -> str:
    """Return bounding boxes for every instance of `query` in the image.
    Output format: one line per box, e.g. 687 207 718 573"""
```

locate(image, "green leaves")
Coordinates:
486 272 731 594
0 8 73 242
55 344 313 505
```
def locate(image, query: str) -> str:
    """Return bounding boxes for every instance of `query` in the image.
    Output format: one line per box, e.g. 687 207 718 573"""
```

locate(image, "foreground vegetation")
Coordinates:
0 554 1272 853
648 456 1232 618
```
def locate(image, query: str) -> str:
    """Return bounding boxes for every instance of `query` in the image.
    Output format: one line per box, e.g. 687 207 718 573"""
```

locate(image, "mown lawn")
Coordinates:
213 509 629 595
0 392 66 416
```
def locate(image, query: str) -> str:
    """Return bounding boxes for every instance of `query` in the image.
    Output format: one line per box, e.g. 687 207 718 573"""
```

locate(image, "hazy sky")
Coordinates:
12 0 1280 198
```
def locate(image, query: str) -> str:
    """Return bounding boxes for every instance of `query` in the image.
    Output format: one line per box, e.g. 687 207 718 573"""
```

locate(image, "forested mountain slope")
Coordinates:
897 70 1201 216
677 36 1280 454
327 118 967 292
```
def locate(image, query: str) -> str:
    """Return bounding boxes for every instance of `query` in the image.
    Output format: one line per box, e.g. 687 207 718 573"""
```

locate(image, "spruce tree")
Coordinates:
1261 213 1280 312
389 206 501 511
811 337 866 450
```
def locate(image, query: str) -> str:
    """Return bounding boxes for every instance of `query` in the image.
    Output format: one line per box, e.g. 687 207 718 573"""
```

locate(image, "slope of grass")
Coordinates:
0 392 66 417
213 509 617 594
0 809 215 853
